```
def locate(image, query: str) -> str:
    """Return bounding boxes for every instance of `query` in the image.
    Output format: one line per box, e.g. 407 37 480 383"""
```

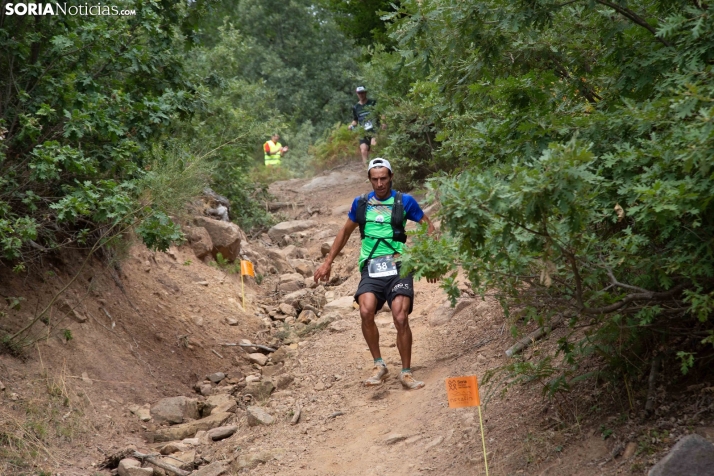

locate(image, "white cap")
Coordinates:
368 158 391 172
355 86 367 93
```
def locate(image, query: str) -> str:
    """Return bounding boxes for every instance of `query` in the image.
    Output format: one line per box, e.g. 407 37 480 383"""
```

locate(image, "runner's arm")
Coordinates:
418 215 436 235
314 219 358 282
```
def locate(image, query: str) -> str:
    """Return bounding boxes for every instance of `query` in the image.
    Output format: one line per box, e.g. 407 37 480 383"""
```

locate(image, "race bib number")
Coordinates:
368 255 398 278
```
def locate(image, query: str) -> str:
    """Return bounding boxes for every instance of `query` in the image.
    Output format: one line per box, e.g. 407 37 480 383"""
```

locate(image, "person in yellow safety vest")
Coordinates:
264 133 289 166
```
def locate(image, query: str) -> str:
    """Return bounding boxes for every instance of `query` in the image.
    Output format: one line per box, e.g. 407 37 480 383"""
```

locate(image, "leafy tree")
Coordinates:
376 0 714 391
0 0 206 267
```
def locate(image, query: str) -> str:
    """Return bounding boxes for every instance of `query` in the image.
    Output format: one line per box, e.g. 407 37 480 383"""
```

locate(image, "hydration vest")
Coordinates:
354 191 407 264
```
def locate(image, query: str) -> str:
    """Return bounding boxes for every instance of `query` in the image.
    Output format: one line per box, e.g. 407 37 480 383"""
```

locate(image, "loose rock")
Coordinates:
384 433 407 445
118 458 152 476
268 220 316 242
151 412 232 443
160 442 189 455
278 302 297 317
247 406 275 426
207 425 238 441
324 295 355 311
207 372 225 384
246 353 268 366
194 216 245 261
298 309 316 324
150 396 199 425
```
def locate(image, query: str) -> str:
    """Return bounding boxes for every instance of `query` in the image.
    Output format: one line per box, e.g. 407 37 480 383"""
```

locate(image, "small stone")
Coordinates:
181 438 201 446
246 353 268 366
0 380 5 391
160 442 189 455
623 441 637 459
247 406 274 426
328 320 350 333
271 346 291 364
136 404 151 422
298 310 316 324
324 290 335 303
193 315 204 327
384 433 407 445
196 281 209 286
239 339 257 353
323 295 355 311
321 241 333 257
285 316 296 325
207 425 238 441
200 384 213 396
477 353 487 363
245 375 261 383
224 317 239 326
118 458 152 476
279 303 297 317
314 381 325 391
9 392 19 401
207 372 225 384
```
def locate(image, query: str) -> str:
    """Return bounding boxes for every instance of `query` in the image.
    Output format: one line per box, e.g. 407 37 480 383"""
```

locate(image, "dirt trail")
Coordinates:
1 163 690 476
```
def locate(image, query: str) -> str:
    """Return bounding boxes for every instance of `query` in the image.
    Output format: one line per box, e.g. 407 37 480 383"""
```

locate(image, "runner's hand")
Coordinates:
313 262 331 283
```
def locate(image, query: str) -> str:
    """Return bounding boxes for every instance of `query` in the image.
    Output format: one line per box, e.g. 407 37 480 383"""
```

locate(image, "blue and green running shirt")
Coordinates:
347 190 425 270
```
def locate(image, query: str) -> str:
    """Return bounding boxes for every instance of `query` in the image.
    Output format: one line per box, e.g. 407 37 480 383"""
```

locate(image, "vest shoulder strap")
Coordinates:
356 193 370 239
390 191 407 243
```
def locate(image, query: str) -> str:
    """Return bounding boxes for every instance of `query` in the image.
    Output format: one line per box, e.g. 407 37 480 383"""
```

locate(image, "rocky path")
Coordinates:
99 163 714 476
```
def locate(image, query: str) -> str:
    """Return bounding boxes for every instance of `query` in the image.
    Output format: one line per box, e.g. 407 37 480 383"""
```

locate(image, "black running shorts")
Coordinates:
354 261 414 314
359 136 372 150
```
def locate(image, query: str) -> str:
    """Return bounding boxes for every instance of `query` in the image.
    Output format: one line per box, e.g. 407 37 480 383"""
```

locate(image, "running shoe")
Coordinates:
399 371 425 390
364 362 388 386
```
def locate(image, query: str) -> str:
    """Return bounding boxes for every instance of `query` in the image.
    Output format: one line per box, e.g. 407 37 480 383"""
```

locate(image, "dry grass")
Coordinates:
0 357 91 475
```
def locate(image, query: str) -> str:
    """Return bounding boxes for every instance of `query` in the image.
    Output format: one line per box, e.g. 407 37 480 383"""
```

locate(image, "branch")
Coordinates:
582 284 686 315
595 0 672 47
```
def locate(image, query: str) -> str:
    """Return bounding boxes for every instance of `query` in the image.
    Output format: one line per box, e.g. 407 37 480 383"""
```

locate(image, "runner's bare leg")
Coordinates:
360 143 369 166
390 295 412 369
358 293 381 359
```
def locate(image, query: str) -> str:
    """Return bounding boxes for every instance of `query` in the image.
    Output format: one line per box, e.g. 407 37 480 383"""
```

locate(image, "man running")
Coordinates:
349 86 378 166
314 158 436 389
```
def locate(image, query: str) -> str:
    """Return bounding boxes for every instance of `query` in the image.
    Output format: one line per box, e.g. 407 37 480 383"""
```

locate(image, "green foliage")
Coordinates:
0 1 205 265
311 124 364 171
135 212 184 253
391 0 714 396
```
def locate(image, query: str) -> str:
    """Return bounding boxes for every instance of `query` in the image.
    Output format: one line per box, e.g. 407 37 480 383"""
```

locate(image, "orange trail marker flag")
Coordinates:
239 260 255 309
445 376 489 476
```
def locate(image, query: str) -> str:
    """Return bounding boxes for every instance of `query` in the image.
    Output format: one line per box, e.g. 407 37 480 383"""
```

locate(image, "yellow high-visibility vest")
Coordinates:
264 140 282 166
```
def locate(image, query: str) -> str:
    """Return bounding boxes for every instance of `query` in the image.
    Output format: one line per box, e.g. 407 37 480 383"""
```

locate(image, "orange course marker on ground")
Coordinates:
445 375 481 408
445 375 489 476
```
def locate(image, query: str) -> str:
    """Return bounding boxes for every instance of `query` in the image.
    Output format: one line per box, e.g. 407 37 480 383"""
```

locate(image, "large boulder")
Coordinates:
268 220 316 243
150 396 200 425
648 434 714 476
187 226 213 260
193 216 245 261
